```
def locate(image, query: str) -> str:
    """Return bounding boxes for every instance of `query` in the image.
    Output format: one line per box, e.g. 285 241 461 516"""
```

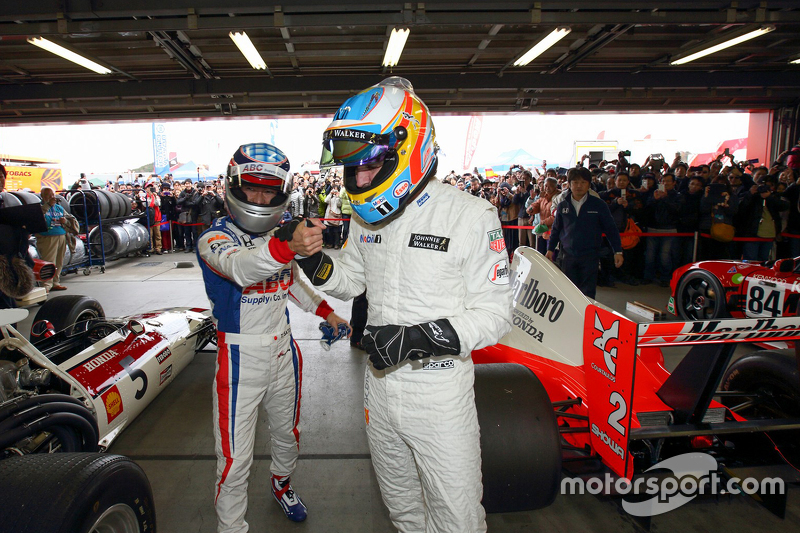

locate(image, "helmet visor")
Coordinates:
320 128 392 168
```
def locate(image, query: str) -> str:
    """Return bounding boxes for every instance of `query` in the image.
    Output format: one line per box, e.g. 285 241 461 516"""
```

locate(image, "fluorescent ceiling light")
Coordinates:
670 26 775 65
27 36 111 75
383 28 410 67
513 27 571 67
229 31 267 70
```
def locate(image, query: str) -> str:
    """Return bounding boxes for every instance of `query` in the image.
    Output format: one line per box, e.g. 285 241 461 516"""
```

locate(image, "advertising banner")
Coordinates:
152 123 169 176
463 115 483 171
4 166 62 192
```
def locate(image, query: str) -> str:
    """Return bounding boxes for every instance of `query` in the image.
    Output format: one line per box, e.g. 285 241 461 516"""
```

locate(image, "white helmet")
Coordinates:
225 143 291 234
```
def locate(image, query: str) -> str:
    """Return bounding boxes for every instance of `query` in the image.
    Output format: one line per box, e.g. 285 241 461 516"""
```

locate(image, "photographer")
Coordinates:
197 181 224 234
497 182 519 256
323 186 342 249
303 185 320 218
159 182 177 252
176 179 200 253
513 170 534 248
528 177 558 255
143 182 162 255
479 179 494 202
738 175 787 261
642 174 679 286
698 176 738 260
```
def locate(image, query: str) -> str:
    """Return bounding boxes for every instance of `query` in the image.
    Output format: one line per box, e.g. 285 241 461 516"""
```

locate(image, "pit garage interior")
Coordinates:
2 2 800 532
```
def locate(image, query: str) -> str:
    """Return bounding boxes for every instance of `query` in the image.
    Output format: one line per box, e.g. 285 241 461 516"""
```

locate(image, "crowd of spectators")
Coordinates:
58 138 800 286
438 141 800 288
68 168 354 255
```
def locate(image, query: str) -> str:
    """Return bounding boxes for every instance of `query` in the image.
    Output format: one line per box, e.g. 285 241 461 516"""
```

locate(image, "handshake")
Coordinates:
274 217 326 257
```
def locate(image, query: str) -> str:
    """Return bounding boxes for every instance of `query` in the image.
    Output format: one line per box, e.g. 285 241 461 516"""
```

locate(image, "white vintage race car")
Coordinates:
0 295 216 533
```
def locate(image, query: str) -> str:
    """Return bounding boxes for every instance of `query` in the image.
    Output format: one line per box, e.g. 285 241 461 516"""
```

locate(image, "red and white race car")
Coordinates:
472 248 800 519
1 295 216 455
667 258 800 320
0 296 215 532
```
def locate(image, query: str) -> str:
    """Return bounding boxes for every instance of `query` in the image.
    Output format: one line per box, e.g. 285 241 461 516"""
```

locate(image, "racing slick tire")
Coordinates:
721 350 800 464
30 295 105 338
675 270 728 320
474 363 561 513
0 453 156 533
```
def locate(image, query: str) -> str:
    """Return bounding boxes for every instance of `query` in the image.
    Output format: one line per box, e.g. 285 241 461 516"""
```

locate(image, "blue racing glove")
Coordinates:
362 319 461 371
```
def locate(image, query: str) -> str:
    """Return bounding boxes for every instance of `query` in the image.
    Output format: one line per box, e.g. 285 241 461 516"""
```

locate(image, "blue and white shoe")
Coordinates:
271 475 308 522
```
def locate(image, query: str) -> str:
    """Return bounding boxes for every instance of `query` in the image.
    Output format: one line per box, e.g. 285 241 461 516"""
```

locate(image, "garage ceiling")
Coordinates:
1 1 800 123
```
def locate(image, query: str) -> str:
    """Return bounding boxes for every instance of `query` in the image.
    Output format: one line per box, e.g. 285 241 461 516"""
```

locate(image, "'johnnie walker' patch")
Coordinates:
408 233 450 252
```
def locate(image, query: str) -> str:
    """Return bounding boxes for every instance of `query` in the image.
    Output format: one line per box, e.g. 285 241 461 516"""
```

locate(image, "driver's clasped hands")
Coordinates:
275 217 325 257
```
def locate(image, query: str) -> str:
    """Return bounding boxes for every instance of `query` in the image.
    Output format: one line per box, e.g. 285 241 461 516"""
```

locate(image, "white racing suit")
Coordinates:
312 178 513 532
197 216 333 533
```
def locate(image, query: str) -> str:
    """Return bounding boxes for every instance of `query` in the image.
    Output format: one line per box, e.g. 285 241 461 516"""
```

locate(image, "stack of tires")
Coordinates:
68 190 132 222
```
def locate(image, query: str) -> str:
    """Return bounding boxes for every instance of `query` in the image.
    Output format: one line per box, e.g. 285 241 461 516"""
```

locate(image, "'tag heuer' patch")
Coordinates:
487 229 506 253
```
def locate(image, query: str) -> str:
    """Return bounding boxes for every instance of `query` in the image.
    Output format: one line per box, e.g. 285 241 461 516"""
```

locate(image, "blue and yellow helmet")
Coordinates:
320 77 437 225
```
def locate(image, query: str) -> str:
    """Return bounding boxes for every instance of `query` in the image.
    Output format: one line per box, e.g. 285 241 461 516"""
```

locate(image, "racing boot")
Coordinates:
271 474 308 522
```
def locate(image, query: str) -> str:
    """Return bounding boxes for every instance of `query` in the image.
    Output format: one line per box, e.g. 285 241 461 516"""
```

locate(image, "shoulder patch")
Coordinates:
487 228 506 254
487 258 510 285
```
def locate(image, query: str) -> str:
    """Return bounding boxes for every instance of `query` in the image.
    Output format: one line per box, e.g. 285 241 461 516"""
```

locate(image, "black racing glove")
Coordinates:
295 251 334 286
273 218 302 242
362 319 461 371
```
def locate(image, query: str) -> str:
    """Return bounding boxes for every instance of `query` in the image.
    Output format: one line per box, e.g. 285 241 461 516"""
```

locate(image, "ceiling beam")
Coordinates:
3 71 800 102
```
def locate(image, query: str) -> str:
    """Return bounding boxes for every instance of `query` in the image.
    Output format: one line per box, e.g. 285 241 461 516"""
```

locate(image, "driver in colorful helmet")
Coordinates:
196 143 350 530
297 78 513 532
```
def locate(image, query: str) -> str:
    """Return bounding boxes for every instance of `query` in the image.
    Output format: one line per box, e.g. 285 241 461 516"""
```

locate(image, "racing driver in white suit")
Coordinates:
197 143 349 532
295 78 513 532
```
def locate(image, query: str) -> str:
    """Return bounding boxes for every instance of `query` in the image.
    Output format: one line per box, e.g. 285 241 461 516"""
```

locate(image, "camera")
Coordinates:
620 150 631 157
757 184 770 194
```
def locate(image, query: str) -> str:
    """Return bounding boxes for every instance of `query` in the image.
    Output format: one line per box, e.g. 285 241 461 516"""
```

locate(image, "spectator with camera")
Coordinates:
673 176 704 268
600 172 641 285
159 182 177 253
513 169 534 249
737 174 787 261
528 177 558 256
642 173 680 286
303 185 320 219
323 186 342 249
698 176 738 260
176 179 200 253
197 181 224 234
497 182 519 256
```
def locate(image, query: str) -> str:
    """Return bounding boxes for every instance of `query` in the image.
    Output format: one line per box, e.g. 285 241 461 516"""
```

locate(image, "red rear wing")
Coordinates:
583 305 638 479
584 309 800 479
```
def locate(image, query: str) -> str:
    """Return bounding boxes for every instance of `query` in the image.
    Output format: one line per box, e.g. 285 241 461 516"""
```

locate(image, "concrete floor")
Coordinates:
15 249 800 533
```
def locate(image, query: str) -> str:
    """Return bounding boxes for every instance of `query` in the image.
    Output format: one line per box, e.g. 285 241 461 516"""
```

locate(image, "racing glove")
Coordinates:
273 218 302 242
295 251 334 286
362 319 461 371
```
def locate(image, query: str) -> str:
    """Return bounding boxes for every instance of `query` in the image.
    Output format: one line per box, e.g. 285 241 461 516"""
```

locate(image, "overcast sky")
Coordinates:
0 112 749 181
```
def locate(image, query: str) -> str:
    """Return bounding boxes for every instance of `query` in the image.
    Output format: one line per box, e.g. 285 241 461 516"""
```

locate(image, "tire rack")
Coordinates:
62 189 110 276
65 190 157 275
